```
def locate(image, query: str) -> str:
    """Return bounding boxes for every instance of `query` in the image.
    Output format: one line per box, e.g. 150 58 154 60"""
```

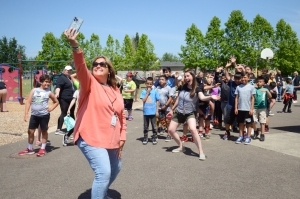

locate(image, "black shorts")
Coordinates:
198 105 211 120
237 111 254 124
224 107 237 125
124 99 134 110
271 92 277 99
28 114 50 130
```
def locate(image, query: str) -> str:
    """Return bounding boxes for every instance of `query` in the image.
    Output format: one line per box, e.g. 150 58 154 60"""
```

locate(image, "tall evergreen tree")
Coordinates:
224 10 250 63
274 19 300 73
204 16 225 67
179 23 206 70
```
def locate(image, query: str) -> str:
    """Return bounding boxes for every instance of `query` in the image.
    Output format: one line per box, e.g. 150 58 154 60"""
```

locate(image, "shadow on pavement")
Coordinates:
162 146 199 157
78 188 121 199
272 125 300 134
44 145 60 153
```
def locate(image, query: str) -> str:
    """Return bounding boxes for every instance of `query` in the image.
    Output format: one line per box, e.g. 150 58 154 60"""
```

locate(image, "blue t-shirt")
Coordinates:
227 79 239 109
285 84 294 94
140 89 160 115
154 76 176 88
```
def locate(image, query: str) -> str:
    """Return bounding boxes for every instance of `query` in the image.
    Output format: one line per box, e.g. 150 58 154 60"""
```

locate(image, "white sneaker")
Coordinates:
199 154 206 161
62 134 68 146
55 130 65 135
172 147 186 153
269 111 274 116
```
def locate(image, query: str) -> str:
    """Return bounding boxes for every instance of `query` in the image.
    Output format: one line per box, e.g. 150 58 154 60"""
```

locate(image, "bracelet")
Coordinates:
72 46 79 51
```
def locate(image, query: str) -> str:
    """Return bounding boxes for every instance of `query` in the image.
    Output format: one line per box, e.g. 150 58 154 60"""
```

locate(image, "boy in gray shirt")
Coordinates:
234 72 256 145
156 75 174 141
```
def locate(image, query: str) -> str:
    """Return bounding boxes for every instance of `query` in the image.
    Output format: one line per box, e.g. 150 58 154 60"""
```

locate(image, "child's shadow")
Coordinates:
162 146 199 157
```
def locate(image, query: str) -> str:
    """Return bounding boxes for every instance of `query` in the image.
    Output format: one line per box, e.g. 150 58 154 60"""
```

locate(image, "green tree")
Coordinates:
103 35 115 61
248 14 274 69
273 19 300 74
112 39 123 71
135 34 158 71
85 33 102 68
132 32 139 51
224 10 250 63
0 36 26 64
121 34 135 71
161 52 180 62
36 32 61 70
204 16 225 67
179 23 206 71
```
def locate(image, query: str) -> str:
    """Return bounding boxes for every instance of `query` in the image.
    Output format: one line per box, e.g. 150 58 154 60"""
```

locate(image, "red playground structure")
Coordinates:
0 64 22 102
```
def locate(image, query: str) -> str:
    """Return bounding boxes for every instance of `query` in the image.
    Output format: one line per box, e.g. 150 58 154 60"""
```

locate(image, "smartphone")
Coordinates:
69 17 84 35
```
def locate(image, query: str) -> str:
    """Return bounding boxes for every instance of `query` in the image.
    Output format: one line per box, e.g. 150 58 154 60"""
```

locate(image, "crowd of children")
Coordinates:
138 57 299 161
17 57 299 161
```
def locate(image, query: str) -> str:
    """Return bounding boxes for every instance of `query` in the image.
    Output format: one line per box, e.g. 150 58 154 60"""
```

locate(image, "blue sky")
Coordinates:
1 0 300 59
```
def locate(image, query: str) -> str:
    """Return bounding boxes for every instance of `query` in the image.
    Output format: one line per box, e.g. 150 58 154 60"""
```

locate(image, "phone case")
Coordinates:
69 17 84 34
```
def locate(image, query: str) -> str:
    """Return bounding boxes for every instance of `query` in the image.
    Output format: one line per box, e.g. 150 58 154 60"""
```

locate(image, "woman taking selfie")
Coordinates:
64 28 126 199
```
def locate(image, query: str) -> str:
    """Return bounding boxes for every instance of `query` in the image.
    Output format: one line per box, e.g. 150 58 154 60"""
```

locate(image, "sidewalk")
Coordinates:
0 101 300 199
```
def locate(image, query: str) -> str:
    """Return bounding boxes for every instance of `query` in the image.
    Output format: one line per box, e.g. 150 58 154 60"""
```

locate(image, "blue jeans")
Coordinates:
77 137 122 199
277 86 283 101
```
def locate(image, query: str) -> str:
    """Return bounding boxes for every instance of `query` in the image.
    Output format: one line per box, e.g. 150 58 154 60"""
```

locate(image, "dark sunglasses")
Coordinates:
92 62 107 68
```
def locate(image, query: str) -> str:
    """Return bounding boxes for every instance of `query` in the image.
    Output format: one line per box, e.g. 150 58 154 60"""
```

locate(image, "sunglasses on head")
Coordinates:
92 62 107 68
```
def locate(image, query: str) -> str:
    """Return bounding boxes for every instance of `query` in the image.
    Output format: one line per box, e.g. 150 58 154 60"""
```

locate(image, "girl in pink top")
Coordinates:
64 28 126 199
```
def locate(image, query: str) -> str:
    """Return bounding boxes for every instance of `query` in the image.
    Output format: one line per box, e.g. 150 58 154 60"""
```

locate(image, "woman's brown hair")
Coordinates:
91 56 117 89
184 70 197 98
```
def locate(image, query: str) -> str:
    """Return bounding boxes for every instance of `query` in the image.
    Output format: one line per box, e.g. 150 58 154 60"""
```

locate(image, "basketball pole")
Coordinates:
18 52 24 105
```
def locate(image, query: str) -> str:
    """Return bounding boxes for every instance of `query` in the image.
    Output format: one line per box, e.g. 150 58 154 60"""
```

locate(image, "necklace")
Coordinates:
99 82 108 86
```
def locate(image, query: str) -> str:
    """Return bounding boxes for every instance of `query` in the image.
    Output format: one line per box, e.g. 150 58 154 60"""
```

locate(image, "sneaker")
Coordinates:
199 133 205 140
189 137 194 142
264 127 269 133
62 134 68 146
36 148 46 157
172 147 185 153
253 131 259 140
199 154 206 161
180 135 188 142
287 109 292 113
269 111 274 116
204 127 210 134
205 133 210 139
260 134 265 141
128 116 133 121
69 135 74 140
159 128 165 136
165 135 172 142
18 148 35 155
210 124 213 130
235 136 243 144
55 130 65 135
244 136 251 145
152 136 158 145
223 132 230 140
142 137 148 145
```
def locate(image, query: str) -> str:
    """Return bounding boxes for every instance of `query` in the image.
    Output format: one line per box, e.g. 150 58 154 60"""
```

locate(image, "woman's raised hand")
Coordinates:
64 28 79 47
